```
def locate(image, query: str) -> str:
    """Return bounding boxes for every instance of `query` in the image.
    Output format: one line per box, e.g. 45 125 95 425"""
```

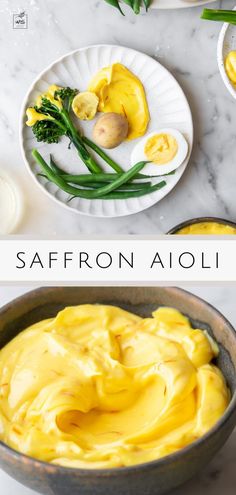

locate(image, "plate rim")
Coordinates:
20 43 193 218
150 0 217 9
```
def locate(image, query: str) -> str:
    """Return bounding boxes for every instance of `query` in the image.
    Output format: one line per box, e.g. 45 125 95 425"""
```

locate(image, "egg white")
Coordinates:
131 128 189 176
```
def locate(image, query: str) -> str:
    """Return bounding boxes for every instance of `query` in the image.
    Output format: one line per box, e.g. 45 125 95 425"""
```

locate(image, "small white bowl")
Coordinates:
0 169 24 234
217 7 236 99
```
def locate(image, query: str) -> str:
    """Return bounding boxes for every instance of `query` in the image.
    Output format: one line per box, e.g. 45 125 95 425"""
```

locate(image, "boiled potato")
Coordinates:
92 112 129 149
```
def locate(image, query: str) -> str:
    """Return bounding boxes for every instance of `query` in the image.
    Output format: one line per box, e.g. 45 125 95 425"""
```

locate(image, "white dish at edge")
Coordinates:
20 44 193 218
0 169 23 234
217 8 236 100
151 0 216 9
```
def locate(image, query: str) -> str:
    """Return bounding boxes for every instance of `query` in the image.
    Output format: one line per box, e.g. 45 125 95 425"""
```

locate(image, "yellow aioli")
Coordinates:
36 84 63 110
88 63 150 141
26 85 62 127
225 51 236 85
176 222 236 235
26 108 54 127
0 305 229 469
145 133 178 165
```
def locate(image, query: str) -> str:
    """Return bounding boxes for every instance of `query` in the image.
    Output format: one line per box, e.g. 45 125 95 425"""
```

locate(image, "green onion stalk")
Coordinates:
201 9 236 25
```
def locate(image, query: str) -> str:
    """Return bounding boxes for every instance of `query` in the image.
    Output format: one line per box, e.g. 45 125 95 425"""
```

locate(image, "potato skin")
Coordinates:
92 112 129 149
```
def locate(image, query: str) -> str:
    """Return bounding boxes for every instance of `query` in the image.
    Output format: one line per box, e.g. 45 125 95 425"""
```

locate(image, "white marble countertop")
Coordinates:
0 285 235 494
0 0 236 235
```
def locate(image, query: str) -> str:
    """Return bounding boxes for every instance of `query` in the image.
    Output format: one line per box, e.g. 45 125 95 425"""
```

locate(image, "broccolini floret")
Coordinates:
26 85 102 174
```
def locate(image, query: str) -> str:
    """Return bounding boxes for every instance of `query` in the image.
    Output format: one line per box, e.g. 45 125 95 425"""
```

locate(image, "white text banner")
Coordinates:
0 238 235 283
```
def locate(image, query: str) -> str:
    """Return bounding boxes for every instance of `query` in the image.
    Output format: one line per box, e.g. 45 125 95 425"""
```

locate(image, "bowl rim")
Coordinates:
217 8 236 100
167 216 236 234
0 285 236 478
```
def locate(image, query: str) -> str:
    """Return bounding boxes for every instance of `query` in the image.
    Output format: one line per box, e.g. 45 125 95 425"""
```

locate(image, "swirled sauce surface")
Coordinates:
0 305 230 469
176 222 236 235
88 63 150 141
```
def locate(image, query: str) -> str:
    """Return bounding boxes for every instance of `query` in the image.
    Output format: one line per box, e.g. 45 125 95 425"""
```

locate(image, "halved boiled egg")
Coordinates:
131 128 189 176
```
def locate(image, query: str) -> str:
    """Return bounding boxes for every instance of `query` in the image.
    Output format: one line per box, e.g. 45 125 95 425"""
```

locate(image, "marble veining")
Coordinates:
0 285 235 494
1 0 236 234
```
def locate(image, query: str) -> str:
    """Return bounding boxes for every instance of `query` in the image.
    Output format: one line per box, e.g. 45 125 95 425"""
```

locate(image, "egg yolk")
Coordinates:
176 222 236 235
225 51 236 85
0 305 229 469
145 133 178 165
88 63 150 141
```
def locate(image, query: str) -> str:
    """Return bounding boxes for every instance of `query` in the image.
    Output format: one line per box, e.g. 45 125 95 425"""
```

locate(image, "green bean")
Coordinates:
104 180 166 198
50 156 66 175
39 172 166 200
62 174 151 188
50 154 122 179
50 155 175 183
50 153 156 182
61 173 149 183
88 159 149 197
82 137 124 173
32 149 149 199
62 170 174 183
34 151 98 199
67 181 151 190
34 148 166 200
38 173 151 191
69 180 166 201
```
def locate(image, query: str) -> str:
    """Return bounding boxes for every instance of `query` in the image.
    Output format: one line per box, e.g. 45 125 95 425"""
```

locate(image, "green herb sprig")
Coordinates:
104 0 152 15
104 0 125 15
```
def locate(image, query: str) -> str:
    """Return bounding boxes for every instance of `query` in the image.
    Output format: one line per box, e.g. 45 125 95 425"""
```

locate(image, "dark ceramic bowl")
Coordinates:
168 217 236 234
0 286 236 495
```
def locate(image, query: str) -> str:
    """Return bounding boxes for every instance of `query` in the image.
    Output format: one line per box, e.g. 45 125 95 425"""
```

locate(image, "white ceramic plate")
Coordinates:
21 45 193 218
151 0 216 8
217 8 236 99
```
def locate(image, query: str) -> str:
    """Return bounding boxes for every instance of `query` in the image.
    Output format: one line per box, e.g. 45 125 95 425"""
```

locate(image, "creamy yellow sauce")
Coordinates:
26 85 62 127
88 63 150 141
145 133 178 165
225 51 236 85
176 222 236 235
0 305 229 469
